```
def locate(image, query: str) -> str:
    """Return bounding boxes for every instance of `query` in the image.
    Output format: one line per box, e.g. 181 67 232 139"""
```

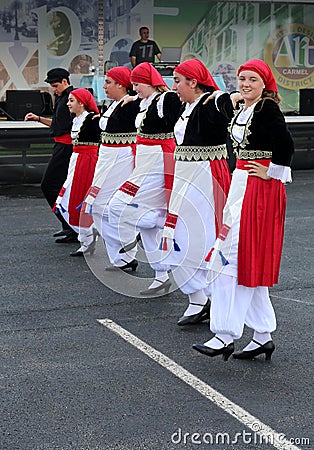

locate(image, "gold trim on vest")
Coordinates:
235 149 272 159
137 132 174 140
101 131 137 144
175 144 228 161
72 140 99 146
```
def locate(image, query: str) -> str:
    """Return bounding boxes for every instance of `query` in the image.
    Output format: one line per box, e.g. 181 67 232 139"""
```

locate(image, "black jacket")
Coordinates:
50 85 74 137
217 94 294 166
73 113 101 145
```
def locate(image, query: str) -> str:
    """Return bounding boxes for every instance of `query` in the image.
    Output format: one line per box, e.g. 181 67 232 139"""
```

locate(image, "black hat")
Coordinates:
45 68 70 83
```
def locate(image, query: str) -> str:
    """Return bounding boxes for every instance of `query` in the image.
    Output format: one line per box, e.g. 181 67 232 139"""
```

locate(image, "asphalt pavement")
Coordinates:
0 170 313 450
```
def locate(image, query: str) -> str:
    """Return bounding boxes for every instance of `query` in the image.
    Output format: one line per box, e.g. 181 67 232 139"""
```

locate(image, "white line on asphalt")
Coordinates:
97 318 301 450
272 295 312 305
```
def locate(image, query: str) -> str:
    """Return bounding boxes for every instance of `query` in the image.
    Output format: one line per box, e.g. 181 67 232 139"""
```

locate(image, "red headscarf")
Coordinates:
71 88 99 114
131 62 168 87
174 59 219 90
237 59 278 92
106 66 132 89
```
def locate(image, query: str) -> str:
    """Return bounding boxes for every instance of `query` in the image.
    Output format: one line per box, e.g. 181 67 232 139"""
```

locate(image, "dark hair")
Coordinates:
139 26 149 34
184 77 215 94
262 90 281 104
198 84 215 94
127 87 137 96
54 76 70 83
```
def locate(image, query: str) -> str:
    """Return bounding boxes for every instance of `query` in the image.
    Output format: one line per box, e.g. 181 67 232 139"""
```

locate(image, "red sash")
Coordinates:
236 158 270 170
54 134 72 145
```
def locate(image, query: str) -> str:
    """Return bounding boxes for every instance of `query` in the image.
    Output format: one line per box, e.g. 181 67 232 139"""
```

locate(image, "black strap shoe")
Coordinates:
53 229 73 237
119 234 141 253
55 233 78 243
70 236 97 256
105 259 138 272
193 337 234 361
233 340 275 361
177 299 210 326
70 250 84 257
140 279 171 295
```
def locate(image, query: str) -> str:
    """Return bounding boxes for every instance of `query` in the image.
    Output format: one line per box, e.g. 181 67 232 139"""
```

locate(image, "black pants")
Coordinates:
41 142 73 231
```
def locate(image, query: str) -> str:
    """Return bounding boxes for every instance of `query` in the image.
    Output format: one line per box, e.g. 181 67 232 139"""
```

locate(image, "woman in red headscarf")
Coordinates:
193 59 294 361
54 88 100 256
108 62 182 291
159 58 231 325
81 66 141 269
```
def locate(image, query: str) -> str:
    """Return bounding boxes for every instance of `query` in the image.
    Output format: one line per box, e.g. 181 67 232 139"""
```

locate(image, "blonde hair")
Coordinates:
156 85 169 93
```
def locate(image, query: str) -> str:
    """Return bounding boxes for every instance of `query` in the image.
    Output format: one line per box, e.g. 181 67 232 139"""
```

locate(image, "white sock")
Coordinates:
147 271 169 289
78 231 94 248
203 333 233 349
242 332 272 351
155 271 169 281
76 244 86 252
183 290 208 316
77 237 94 253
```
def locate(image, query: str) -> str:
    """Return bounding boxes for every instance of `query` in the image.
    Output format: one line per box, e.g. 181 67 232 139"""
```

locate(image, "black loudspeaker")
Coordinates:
158 67 174 76
299 89 314 116
153 64 174 76
41 91 54 116
5 90 53 120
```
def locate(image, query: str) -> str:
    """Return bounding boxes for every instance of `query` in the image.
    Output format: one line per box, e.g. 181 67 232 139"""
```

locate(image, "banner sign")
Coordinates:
265 23 314 90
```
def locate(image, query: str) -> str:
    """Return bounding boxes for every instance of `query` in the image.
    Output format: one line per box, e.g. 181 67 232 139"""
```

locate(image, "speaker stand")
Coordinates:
0 106 16 120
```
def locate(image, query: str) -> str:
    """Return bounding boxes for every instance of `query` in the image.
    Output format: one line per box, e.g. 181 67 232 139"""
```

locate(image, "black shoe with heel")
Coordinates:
53 229 73 238
233 340 275 361
105 259 138 272
119 234 141 254
177 299 210 326
55 233 78 243
70 240 97 257
70 229 98 257
193 336 234 361
140 278 171 295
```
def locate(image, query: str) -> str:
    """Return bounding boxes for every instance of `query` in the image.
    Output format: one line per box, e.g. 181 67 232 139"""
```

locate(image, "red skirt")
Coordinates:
68 145 98 227
238 169 287 287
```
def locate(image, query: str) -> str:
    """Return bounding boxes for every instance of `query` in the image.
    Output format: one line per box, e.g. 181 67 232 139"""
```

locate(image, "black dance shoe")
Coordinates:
233 340 275 361
193 337 234 361
119 233 141 254
70 231 98 257
177 299 210 326
140 278 171 295
70 241 96 257
105 259 138 272
55 233 78 243
53 229 73 237
70 249 84 257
